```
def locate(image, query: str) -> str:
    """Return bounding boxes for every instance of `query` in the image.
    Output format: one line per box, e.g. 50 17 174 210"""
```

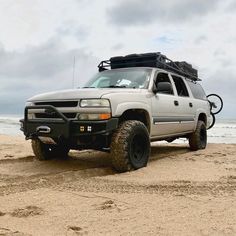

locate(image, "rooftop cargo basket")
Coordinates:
98 52 200 81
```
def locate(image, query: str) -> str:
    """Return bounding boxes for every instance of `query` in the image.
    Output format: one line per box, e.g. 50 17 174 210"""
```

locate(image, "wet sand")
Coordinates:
0 135 235 235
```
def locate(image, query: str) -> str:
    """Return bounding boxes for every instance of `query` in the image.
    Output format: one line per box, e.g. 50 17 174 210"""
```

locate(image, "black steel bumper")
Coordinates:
20 105 118 140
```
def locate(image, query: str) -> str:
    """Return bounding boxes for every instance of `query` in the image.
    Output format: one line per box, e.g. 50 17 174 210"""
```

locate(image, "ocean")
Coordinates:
0 115 236 143
0 115 23 136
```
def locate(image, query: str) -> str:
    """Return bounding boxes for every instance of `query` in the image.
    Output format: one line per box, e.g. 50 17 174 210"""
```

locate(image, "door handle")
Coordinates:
189 102 193 107
174 100 179 106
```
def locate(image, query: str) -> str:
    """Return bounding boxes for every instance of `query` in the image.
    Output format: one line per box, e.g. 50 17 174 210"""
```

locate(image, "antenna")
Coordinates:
72 56 75 88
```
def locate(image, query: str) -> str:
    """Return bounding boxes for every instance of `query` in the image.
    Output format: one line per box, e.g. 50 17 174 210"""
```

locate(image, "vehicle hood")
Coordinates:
28 88 142 102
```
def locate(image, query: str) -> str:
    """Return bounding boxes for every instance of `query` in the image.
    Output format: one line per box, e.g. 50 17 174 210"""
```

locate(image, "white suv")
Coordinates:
21 52 211 172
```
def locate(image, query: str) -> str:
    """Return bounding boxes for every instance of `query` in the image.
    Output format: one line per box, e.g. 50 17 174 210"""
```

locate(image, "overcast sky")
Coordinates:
0 0 235 118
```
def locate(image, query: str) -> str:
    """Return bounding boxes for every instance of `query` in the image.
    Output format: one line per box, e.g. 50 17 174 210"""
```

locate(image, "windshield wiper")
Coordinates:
82 86 95 88
101 85 127 88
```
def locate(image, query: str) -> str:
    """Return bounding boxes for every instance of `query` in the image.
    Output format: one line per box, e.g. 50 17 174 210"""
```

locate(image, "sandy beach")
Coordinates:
0 134 235 235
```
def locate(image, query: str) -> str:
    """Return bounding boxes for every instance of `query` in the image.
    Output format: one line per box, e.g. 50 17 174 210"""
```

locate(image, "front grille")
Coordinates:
35 101 78 107
35 113 77 119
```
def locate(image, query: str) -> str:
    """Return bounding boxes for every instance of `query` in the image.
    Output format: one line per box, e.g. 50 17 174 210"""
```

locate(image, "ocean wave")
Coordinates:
208 135 236 138
0 118 21 125
214 126 236 129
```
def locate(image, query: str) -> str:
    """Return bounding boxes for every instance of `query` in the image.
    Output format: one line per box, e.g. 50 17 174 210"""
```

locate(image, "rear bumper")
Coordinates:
21 105 119 140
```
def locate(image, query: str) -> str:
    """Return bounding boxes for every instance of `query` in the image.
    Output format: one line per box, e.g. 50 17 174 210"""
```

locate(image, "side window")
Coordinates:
187 81 207 100
155 72 174 95
172 75 189 97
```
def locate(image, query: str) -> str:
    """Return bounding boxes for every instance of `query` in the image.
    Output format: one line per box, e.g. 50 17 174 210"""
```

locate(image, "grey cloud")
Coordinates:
194 36 207 44
213 50 235 68
0 37 100 81
218 58 234 68
57 25 89 41
214 50 226 57
227 0 236 12
111 43 124 50
202 69 236 118
0 39 98 114
0 39 93 79
107 0 220 26
204 70 236 96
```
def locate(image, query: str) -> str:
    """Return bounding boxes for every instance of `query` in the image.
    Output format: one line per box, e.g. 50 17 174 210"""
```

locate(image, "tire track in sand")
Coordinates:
0 167 235 197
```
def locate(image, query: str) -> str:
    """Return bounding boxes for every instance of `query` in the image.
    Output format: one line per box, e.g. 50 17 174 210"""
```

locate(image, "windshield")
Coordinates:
83 68 152 89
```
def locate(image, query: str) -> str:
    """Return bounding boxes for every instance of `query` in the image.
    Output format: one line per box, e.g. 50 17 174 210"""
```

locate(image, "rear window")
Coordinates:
187 81 207 100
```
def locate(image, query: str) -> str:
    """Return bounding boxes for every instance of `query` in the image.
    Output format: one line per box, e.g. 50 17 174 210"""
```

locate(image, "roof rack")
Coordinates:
98 52 200 81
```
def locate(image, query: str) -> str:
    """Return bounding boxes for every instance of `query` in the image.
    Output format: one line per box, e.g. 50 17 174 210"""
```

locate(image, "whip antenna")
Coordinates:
72 56 75 88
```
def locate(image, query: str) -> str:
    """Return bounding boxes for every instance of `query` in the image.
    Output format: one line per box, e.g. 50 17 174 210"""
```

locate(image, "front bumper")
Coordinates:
21 105 118 140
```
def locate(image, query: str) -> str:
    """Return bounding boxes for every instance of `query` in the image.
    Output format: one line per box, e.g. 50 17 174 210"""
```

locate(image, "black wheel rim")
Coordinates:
129 133 149 167
44 145 54 153
42 143 58 156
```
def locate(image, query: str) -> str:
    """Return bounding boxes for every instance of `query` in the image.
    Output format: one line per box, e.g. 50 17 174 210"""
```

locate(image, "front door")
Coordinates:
151 72 181 137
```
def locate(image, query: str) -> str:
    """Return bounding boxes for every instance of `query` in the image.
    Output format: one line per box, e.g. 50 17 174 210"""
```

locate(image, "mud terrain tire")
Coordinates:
189 120 207 151
32 139 69 161
110 120 150 172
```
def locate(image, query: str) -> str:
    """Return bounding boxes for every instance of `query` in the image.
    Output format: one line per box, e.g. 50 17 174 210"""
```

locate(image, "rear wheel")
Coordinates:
31 139 69 161
110 120 150 172
189 120 207 151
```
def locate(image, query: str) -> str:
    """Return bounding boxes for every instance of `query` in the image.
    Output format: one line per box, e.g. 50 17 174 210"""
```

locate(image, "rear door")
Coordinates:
170 74 196 132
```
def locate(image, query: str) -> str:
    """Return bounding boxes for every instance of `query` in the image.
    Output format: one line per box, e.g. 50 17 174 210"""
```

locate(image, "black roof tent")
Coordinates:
98 52 200 81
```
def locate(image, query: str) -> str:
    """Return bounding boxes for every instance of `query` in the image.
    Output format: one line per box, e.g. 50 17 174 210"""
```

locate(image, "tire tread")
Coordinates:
110 120 149 172
189 120 207 151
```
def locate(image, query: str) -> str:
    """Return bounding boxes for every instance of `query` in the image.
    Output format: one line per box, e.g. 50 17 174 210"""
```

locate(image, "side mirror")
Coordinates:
152 83 158 93
153 82 172 94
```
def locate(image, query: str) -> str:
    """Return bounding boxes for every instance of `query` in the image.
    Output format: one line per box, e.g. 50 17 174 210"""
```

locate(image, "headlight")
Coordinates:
25 101 34 106
80 99 110 107
25 102 34 119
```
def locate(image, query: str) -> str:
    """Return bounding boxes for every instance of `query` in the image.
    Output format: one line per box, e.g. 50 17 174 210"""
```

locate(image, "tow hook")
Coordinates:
36 126 51 134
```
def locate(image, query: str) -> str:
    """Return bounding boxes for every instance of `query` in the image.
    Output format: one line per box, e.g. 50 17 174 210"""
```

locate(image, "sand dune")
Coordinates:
0 135 236 235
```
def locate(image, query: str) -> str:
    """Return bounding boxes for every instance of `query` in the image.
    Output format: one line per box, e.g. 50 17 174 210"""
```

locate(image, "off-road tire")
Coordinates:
189 120 207 151
110 120 150 172
31 139 69 161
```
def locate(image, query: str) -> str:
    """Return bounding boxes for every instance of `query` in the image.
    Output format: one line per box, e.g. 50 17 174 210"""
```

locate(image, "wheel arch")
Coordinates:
198 112 207 125
118 108 151 133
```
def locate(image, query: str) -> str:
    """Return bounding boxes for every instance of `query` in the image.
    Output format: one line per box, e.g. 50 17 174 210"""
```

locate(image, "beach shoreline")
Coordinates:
0 135 235 235
1 115 236 143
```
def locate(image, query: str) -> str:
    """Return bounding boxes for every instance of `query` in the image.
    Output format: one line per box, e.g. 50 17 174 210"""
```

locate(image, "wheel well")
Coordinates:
119 109 150 132
198 113 207 124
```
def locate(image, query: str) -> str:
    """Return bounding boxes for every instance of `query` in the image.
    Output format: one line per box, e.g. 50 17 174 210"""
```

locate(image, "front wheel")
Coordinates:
189 120 207 151
110 120 150 172
31 139 70 161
